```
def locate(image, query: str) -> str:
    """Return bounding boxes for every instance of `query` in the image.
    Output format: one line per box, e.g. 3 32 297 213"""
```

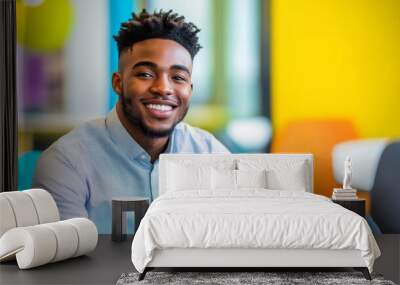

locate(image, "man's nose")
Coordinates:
149 75 173 96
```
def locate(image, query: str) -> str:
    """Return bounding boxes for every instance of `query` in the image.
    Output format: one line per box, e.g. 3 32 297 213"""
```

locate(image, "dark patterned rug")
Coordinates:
116 271 396 285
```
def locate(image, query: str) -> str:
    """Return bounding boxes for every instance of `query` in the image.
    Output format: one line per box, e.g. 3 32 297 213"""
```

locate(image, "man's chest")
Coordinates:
87 159 160 202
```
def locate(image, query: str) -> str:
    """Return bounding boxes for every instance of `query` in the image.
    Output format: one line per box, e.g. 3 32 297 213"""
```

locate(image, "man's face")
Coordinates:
113 39 193 138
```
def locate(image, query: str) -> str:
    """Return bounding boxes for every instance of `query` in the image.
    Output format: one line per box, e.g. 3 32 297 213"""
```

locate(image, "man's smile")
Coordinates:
144 103 175 119
146 104 173 111
142 99 179 119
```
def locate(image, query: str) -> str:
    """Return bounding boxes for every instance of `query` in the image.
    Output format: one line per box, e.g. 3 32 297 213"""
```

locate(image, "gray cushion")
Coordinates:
371 141 400 233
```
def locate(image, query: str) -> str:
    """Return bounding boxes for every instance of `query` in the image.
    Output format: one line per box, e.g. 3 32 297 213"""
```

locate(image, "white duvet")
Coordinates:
131 190 380 273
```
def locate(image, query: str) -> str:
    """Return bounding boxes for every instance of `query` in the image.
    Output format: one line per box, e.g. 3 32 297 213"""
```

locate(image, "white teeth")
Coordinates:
146 104 173 112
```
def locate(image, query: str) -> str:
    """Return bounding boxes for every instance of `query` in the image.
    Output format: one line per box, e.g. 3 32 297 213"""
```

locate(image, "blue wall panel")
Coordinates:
108 0 135 111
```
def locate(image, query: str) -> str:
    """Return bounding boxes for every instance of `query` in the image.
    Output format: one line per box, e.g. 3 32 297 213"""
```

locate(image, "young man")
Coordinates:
33 10 229 233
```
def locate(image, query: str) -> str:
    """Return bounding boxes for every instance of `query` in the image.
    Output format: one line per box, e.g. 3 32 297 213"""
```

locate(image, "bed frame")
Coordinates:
140 248 370 280
139 154 371 280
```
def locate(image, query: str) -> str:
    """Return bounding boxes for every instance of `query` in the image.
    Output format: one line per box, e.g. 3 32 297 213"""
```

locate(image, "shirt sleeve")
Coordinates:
32 146 89 220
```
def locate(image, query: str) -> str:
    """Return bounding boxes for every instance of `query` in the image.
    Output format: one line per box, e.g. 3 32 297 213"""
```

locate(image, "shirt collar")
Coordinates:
105 107 176 162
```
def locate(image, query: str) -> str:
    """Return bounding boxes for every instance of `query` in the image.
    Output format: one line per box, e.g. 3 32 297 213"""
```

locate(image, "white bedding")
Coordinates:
131 190 380 273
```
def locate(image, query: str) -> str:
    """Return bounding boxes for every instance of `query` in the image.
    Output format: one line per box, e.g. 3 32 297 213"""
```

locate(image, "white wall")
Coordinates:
64 0 108 122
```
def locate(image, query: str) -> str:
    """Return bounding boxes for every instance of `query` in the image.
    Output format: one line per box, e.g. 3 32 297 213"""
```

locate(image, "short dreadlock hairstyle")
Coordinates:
113 9 202 59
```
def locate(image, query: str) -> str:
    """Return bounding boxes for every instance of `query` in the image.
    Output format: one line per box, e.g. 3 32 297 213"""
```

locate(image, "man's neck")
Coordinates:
116 103 169 163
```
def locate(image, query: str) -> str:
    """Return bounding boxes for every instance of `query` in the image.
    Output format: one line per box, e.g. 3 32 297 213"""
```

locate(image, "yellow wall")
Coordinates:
271 0 400 138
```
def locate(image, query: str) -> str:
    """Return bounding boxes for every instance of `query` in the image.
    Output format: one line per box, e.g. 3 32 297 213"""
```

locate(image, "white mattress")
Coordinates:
131 190 380 273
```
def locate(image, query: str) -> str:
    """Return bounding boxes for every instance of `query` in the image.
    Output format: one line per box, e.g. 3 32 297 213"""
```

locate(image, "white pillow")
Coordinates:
238 159 308 191
167 163 212 191
266 164 307 191
211 169 268 190
212 168 236 190
237 169 267 189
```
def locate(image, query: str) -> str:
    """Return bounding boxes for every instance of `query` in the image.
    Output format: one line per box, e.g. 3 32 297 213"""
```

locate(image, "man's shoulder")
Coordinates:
45 117 107 155
173 122 230 153
174 122 215 140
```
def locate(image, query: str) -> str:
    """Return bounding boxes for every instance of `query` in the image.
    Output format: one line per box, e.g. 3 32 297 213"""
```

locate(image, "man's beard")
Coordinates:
121 95 189 138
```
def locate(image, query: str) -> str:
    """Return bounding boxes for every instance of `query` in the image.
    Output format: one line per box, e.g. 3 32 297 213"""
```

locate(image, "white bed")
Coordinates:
131 154 380 280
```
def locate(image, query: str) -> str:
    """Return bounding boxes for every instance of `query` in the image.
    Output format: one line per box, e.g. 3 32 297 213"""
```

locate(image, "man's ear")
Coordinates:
112 72 122 96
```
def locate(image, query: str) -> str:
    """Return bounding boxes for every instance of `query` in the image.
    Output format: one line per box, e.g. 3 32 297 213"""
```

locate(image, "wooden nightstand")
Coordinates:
332 199 366 218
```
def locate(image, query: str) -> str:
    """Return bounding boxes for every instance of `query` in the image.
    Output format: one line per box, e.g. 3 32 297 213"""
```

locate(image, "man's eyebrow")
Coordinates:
171 65 191 74
132 61 157 69
132 61 190 74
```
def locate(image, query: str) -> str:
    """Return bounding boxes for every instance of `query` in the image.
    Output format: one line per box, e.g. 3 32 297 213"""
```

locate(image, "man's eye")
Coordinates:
136 72 153 78
173 75 187 82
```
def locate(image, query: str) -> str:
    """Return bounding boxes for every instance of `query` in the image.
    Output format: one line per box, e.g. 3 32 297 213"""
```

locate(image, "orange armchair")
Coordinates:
271 119 364 202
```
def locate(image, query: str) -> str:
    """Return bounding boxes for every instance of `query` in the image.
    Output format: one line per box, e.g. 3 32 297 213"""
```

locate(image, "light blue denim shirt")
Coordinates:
33 108 229 233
